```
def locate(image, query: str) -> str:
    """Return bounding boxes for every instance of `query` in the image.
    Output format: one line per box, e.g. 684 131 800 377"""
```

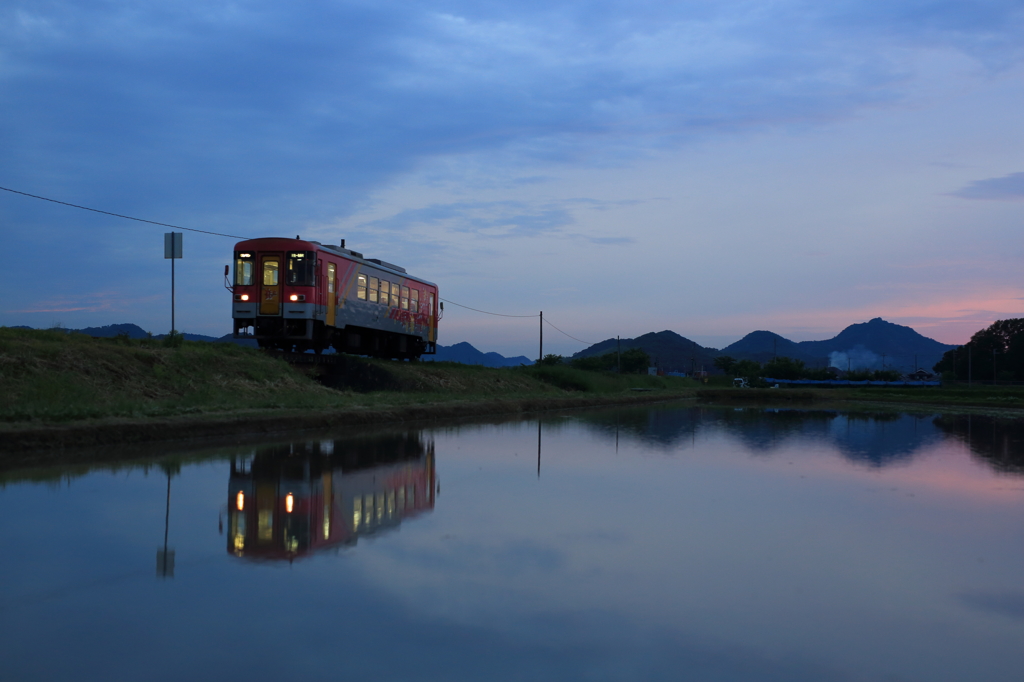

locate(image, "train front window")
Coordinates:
286 251 316 286
235 258 254 286
262 260 279 286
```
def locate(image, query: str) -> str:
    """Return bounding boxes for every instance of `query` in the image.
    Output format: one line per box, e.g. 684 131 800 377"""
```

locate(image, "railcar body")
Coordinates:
231 237 438 358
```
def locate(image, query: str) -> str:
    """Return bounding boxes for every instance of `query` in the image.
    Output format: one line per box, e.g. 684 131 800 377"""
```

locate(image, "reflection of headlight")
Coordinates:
285 493 294 513
236 491 245 511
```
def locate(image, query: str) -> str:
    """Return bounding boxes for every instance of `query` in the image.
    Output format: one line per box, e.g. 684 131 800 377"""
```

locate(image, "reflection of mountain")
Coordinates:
576 407 941 467
227 432 436 562
932 415 1024 476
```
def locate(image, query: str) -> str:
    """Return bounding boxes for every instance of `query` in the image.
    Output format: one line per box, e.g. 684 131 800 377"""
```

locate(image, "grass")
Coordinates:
0 328 694 427
0 327 351 423
6 326 1024 435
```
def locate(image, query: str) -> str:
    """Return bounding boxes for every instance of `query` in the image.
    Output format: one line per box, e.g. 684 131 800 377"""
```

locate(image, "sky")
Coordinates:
1 0 1023 357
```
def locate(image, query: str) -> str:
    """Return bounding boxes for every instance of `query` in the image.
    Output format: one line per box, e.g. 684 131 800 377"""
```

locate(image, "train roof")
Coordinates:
235 237 437 287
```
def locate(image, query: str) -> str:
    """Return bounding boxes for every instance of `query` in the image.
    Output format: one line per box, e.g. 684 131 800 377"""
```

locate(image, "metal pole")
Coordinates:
617 336 621 373
968 344 972 386
539 311 543 362
171 254 175 334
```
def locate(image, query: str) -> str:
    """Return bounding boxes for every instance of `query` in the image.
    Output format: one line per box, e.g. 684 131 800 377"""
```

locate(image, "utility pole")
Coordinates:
617 336 621 373
164 232 183 334
538 311 543 363
968 343 972 386
993 348 998 384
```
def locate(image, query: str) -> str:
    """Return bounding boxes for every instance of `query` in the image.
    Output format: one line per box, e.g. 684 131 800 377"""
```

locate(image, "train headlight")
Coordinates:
285 493 294 513
288 294 305 302
241 294 249 301
235 294 250 302
289 294 298 302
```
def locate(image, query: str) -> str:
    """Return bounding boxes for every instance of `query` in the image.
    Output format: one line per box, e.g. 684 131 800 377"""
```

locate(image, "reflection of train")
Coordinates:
231 237 439 358
227 433 436 561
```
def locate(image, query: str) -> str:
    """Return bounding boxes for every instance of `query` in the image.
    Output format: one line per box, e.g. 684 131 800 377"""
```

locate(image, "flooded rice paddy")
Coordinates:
1 405 1023 681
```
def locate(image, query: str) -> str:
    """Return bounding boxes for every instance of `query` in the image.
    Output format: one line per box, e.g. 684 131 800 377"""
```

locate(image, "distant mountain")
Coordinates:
721 318 953 372
8 323 257 346
720 330 820 365
75 323 151 338
571 330 718 373
798 318 954 372
568 319 954 374
425 342 533 368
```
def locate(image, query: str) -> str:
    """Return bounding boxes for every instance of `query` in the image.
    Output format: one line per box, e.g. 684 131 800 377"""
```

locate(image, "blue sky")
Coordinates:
2 0 1023 355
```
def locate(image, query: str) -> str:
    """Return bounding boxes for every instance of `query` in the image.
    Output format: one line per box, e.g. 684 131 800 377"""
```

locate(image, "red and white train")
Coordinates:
231 237 439 358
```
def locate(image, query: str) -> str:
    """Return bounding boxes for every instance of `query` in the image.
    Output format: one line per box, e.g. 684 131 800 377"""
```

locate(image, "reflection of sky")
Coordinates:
1 411 1023 681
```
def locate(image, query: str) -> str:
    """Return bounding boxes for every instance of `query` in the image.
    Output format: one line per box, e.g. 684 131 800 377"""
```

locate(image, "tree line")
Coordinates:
537 348 652 373
712 355 902 382
933 318 1024 381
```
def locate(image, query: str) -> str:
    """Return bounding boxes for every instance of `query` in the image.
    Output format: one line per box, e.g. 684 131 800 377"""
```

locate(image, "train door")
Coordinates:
428 292 436 343
260 255 281 316
326 262 336 327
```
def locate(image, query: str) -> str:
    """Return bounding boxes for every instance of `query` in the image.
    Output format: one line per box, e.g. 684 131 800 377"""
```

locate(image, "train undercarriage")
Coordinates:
238 318 434 360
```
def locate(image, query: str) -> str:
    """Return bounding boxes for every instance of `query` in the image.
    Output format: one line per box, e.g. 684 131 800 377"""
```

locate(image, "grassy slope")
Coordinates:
0 328 695 427
5 327 1022 440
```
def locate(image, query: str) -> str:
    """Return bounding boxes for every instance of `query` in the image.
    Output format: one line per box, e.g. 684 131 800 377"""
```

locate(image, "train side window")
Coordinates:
380 280 390 306
368 277 379 303
401 286 409 310
429 293 435 316
263 260 279 286
328 263 337 294
235 259 254 286
390 283 399 307
356 274 366 299
411 289 419 313
286 251 315 286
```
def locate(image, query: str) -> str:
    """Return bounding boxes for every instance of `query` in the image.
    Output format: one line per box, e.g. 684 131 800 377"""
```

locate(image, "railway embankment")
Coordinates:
0 328 695 457
5 327 1024 460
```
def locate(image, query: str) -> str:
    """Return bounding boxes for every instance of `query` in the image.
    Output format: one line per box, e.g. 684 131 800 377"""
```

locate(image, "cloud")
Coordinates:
2 0 1022 231
949 172 1024 201
356 200 575 238
959 590 1024 621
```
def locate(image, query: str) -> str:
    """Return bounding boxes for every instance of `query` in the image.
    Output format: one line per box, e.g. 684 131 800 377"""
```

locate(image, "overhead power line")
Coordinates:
543 316 595 346
0 185 249 240
441 296 595 347
439 297 537 318
3 184 598 348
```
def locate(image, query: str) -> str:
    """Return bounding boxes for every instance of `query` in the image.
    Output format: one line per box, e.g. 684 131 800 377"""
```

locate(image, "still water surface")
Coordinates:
1 406 1023 681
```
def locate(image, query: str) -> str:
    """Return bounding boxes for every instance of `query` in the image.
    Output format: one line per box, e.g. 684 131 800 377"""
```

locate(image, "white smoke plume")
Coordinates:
829 346 880 371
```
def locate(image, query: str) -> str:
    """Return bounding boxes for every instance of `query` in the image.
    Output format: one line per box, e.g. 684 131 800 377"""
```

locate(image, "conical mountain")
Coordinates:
571 330 717 372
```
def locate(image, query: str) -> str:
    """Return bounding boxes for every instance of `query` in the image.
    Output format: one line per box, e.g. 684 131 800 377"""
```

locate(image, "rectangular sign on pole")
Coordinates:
164 232 182 259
